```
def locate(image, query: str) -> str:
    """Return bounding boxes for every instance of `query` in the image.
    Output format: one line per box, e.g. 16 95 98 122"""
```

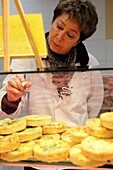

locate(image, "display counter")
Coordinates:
0 67 113 169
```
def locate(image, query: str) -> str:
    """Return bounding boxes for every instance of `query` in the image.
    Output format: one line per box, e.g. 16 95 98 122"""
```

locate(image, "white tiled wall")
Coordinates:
84 0 106 67
0 0 113 169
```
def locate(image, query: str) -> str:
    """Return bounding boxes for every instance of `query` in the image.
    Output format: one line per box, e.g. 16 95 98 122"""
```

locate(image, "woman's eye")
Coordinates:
57 25 63 30
67 33 74 38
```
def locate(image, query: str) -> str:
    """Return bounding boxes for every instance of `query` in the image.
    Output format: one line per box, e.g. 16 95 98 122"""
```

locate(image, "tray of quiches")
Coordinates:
1 113 113 169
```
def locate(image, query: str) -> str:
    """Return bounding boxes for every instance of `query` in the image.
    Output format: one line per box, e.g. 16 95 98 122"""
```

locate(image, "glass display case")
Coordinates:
0 67 113 169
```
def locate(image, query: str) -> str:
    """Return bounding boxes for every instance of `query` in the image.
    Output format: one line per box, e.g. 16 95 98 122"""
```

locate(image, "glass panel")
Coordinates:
0 68 113 169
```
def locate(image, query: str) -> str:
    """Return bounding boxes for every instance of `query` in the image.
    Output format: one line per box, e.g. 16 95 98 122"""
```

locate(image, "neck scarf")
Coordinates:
47 39 76 95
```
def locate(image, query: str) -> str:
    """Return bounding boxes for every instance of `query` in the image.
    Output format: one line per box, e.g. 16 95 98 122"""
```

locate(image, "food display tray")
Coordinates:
0 160 113 170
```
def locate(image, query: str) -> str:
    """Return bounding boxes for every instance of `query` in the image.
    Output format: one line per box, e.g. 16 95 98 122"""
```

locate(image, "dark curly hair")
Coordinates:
52 0 98 41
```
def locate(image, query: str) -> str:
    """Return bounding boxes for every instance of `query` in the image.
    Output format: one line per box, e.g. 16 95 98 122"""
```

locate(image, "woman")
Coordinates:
0 0 103 169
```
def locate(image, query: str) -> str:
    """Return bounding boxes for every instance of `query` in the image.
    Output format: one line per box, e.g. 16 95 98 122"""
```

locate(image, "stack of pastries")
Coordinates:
0 112 113 168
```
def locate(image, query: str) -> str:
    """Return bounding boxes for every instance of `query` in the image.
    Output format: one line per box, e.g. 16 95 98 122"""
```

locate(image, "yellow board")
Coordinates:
0 14 47 57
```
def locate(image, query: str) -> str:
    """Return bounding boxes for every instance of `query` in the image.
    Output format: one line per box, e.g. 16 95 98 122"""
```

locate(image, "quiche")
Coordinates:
70 126 89 143
86 118 113 138
61 128 76 146
81 136 113 161
33 139 70 162
41 134 61 140
15 126 42 142
0 134 20 153
23 114 52 127
0 117 26 135
42 121 67 134
100 112 113 130
70 144 106 167
1 140 35 162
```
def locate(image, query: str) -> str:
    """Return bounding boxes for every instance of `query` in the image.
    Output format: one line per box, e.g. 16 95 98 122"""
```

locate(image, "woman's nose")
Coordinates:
56 32 65 41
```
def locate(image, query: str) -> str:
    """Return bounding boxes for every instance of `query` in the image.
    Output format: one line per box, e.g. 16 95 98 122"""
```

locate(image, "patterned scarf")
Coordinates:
47 39 76 95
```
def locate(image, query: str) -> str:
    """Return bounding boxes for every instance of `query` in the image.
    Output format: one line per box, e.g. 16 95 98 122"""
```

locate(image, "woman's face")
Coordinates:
48 14 81 55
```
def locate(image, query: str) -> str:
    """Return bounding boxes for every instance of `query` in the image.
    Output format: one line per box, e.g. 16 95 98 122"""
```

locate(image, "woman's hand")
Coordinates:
6 74 32 102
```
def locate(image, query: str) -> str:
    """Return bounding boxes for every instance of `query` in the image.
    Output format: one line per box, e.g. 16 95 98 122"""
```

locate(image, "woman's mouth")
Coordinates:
53 41 61 48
